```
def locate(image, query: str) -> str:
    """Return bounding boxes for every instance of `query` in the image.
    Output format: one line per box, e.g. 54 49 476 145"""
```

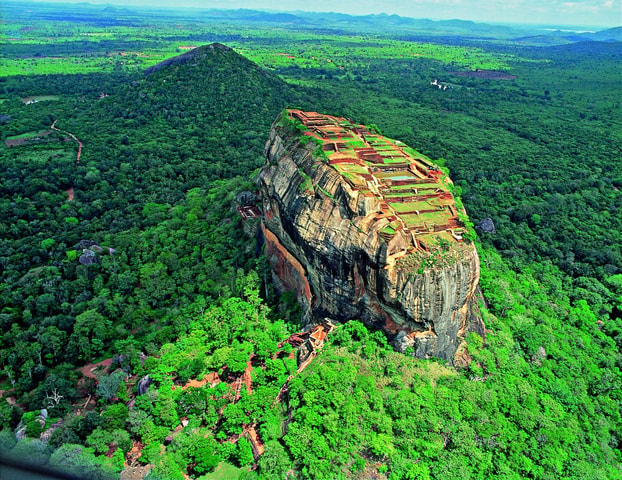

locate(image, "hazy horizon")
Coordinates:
11 0 622 29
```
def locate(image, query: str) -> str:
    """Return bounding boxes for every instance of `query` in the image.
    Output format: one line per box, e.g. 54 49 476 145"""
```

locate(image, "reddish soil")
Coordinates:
125 441 144 467
50 120 82 203
248 426 265 457
0 390 16 405
182 372 220 390
116 324 329 466
79 357 113 380
451 69 517 80
243 360 253 395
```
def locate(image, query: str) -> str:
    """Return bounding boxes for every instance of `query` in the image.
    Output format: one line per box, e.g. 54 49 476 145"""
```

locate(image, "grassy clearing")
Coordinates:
334 163 368 174
21 95 60 103
387 184 419 191
385 192 415 199
412 183 440 192
401 213 428 227
419 210 452 224
390 201 433 213
238 36 517 72
383 158 409 164
1 57 129 75
379 223 399 235
6 130 52 140
7 148 75 164
27 95 59 103
200 462 244 480
341 138 366 148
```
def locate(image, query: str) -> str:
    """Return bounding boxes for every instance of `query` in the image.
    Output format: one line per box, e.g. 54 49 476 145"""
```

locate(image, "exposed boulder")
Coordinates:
75 239 98 250
531 345 547 366
14 422 26 441
136 375 151 396
40 419 64 443
79 249 97 266
476 217 496 234
236 190 258 206
74 240 114 265
258 110 485 363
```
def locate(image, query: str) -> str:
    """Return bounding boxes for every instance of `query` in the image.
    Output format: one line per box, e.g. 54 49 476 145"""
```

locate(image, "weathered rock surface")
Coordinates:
258 111 485 363
137 375 152 395
476 217 496 234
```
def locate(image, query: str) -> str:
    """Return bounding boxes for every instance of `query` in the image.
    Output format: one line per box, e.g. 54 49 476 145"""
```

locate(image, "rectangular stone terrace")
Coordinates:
288 109 466 249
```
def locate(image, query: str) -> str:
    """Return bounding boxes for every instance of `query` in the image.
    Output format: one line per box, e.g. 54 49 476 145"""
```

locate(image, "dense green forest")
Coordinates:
1 3 621 479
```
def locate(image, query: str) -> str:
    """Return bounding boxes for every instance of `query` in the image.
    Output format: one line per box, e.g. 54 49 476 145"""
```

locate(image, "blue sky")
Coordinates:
26 0 622 27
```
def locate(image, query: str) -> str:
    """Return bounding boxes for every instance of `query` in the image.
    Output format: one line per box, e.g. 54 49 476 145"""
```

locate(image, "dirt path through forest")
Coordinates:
51 119 83 163
79 357 113 380
51 119 82 202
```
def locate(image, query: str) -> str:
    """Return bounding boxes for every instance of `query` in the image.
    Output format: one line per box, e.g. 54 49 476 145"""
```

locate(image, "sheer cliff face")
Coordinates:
258 111 484 362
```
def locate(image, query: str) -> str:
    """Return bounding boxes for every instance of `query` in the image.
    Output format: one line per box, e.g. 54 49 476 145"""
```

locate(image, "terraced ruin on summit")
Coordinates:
288 109 467 254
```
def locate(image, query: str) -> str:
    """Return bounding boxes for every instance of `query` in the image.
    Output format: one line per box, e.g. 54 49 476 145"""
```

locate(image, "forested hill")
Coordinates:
144 43 240 75
133 43 298 155
0 43 303 407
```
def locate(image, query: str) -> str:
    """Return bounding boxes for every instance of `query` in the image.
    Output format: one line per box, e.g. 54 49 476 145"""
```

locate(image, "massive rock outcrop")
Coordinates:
258 110 484 362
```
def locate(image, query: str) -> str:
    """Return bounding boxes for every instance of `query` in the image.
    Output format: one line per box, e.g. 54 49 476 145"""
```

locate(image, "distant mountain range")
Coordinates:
515 26 622 44
195 8 621 43
199 9 529 38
